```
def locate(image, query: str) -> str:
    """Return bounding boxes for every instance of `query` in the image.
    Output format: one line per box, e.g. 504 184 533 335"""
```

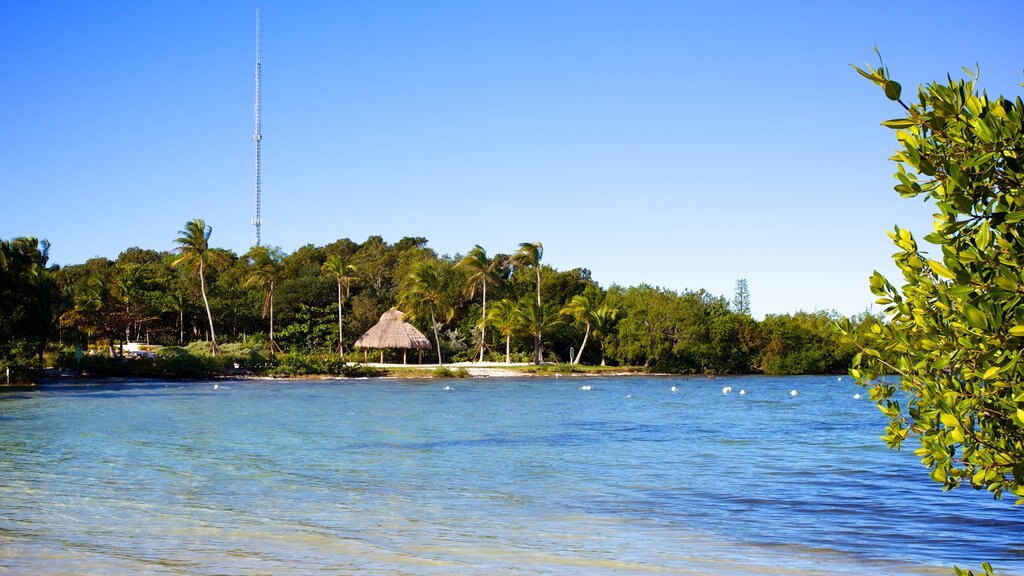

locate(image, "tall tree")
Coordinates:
843 54 1024 506
518 298 559 365
509 241 544 363
245 245 285 354
0 237 58 365
590 304 619 366
322 254 357 357
560 294 595 365
399 260 453 365
456 245 499 362
487 298 523 364
733 278 751 316
172 218 218 355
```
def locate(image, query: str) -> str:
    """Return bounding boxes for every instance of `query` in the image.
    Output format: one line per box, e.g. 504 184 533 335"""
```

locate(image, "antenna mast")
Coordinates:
252 7 263 246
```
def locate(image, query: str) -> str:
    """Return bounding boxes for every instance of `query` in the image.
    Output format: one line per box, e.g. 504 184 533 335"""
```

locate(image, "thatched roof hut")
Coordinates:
354 308 431 364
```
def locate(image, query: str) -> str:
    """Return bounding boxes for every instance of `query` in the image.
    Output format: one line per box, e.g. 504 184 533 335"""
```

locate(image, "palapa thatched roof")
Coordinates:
354 308 431 350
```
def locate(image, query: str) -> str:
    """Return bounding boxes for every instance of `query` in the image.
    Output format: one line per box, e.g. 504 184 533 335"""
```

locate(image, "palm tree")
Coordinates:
509 241 544 364
456 245 499 362
10 238 58 362
519 298 560 365
560 294 596 365
245 245 284 354
322 254 358 357
172 218 218 355
487 299 523 364
590 305 619 366
510 241 543 307
399 260 453 365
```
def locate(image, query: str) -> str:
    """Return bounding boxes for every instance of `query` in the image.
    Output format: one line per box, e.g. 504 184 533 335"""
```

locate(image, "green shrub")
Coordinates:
553 363 578 374
57 350 223 379
0 359 43 383
218 343 269 371
184 340 217 357
432 366 469 378
338 363 387 378
263 354 387 378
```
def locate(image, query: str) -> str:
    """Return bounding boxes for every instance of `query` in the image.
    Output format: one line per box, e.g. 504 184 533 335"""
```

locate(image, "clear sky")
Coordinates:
2 1 1022 318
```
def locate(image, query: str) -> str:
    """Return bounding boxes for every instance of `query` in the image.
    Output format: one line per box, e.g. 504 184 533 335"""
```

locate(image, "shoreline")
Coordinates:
17 364 693 384
13 365 852 386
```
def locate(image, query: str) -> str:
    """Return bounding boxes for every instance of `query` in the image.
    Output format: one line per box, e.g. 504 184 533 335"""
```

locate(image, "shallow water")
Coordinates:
0 375 1021 575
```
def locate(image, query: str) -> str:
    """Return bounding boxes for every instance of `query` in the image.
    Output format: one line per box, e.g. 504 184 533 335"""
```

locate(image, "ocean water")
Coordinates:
0 375 1021 575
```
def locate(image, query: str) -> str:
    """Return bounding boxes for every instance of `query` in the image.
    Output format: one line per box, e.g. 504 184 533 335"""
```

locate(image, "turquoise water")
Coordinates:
0 375 1021 575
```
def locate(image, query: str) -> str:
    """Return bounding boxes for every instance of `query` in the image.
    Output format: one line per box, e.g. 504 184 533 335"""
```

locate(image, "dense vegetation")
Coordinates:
843 53 1024 521
1 225 874 380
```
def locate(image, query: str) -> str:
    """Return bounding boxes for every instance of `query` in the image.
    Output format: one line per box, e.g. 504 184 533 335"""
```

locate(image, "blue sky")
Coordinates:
2 1 1022 318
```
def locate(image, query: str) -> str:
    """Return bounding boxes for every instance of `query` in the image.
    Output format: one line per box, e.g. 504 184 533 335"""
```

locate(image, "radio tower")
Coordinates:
252 7 263 246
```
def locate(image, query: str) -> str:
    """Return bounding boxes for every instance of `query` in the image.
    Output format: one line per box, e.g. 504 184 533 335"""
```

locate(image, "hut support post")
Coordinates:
380 350 384 364
403 348 408 364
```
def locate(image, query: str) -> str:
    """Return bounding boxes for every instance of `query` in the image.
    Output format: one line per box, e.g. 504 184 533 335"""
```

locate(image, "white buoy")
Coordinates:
853 393 862 400
790 390 799 396
213 384 218 390
739 389 746 395
443 385 453 391
579 385 592 391
722 386 733 394
671 386 678 393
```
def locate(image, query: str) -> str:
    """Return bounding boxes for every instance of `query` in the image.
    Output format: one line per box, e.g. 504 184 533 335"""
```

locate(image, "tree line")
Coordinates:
0 220 875 377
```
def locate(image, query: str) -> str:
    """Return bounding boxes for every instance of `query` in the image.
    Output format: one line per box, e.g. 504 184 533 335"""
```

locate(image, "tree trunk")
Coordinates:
573 322 591 365
198 260 218 356
268 283 282 355
534 267 542 364
505 334 511 364
431 307 443 365
342 278 350 354
535 267 541 307
479 280 486 362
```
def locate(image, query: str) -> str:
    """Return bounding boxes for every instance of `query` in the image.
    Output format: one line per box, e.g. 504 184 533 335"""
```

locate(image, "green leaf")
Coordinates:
1009 325 1024 337
884 80 902 101
975 222 992 248
982 366 1000 380
881 118 917 129
995 277 1017 292
1017 408 1024 424
962 303 988 330
945 285 975 298
962 152 995 168
928 260 956 280
940 413 959 428
1005 211 1024 224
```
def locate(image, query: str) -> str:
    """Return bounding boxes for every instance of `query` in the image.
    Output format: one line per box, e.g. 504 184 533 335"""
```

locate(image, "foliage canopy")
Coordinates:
843 53 1024 503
